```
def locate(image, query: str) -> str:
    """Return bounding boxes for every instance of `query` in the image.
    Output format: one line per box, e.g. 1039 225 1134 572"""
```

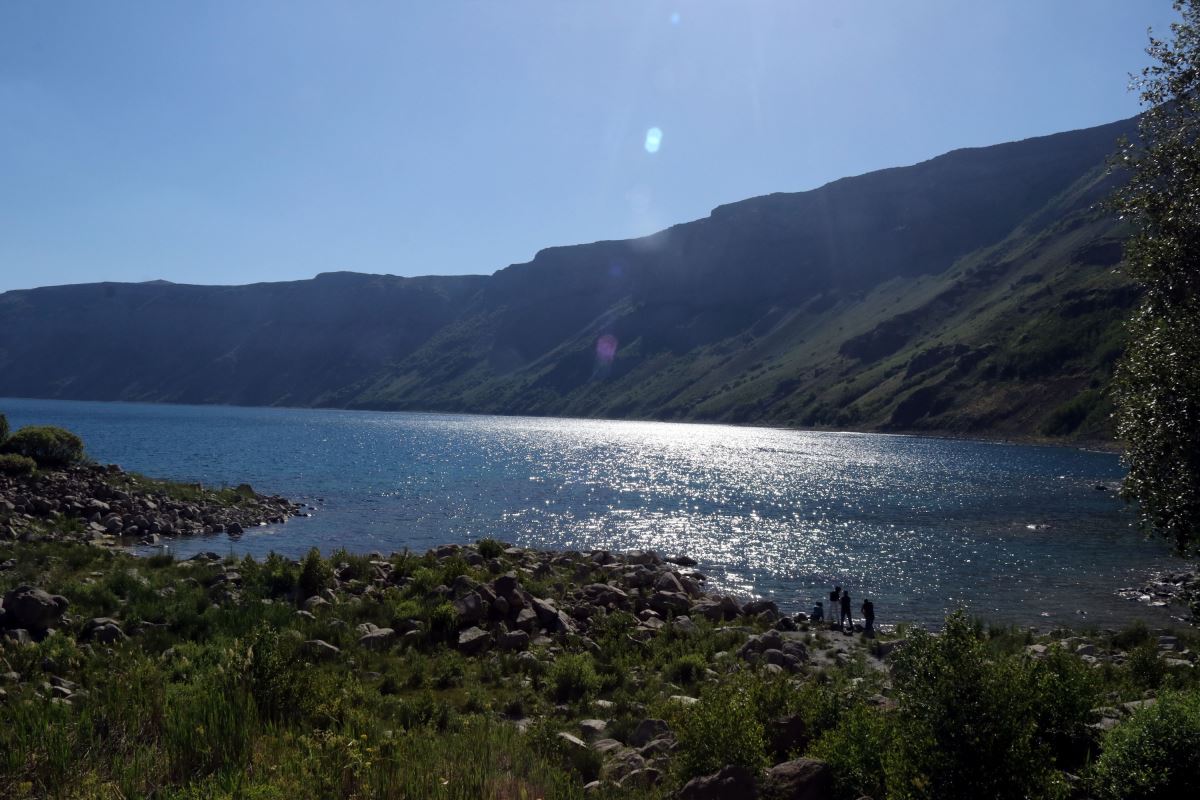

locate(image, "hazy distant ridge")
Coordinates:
0 116 1139 441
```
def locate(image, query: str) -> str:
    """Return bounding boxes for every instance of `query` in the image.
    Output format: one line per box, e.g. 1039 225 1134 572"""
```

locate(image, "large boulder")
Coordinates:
498 629 530 651
81 617 127 644
457 626 492 655
654 571 686 593
583 583 630 608
302 639 341 660
600 748 646 783
761 758 832 800
648 591 691 616
629 718 671 747
742 599 780 617
452 591 488 624
679 765 759 800
358 626 396 651
690 596 741 621
2 586 68 631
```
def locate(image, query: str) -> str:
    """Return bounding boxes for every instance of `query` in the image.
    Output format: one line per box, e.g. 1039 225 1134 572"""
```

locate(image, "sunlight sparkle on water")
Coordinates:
2 396 1175 630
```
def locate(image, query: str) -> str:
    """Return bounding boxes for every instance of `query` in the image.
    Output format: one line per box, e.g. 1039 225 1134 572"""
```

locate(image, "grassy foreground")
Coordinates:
1 533 1199 800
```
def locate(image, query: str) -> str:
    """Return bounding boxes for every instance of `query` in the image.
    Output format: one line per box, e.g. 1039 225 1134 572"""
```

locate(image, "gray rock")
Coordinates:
303 595 330 611
358 627 396 650
81 617 127 644
600 749 646 783
630 718 671 747
583 583 629 608
557 731 588 749
762 758 832 800
453 591 488 624
579 719 608 739
639 736 676 757
654 571 685 593
457 626 492 655
498 629 530 651
625 549 660 566
3 629 31 645
648 591 691 616
493 573 519 597
2 586 68 631
530 597 560 626
742 598 780 617
619 768 662 789
302 639 341 660
592 738 625 755
678 765 759 800
690 596 741 621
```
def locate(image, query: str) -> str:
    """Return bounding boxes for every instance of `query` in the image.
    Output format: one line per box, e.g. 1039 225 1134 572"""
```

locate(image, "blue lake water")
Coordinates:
1 397 1183 629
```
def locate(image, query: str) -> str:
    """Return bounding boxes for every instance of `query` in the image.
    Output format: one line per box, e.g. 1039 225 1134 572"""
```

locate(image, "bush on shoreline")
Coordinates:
0 453 37 477
1089 689 1200 799
0 425 85 468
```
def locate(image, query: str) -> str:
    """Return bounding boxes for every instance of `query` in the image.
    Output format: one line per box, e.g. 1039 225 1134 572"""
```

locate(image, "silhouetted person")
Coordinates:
829 585 841 629
840 590 852 632
861 598 875 637
812 600 824 624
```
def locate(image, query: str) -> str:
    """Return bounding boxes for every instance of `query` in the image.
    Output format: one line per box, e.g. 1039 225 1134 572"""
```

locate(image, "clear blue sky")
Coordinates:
0 1 1180 292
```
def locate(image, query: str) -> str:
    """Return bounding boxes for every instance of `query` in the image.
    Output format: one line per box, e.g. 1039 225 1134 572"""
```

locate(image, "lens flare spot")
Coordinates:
596 334 618 365
644 127 663 154
670 12 681 25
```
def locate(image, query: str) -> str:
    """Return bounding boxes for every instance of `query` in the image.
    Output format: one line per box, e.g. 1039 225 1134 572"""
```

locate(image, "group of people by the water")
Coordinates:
811 585 874 636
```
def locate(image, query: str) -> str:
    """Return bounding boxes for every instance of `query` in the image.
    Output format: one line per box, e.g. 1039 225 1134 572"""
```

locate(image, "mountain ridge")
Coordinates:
0 115 1141 443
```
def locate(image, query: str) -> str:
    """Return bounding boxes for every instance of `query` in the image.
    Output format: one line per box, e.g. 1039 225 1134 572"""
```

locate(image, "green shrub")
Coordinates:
665 653 708 687
297 547 332 598
1041 389 1103 436
259 551 298 595
0 412 8 442
675 673 767 780
247 625 307 723
884 611 1054 800
810 704 890 800
408 566 442 597
1127 641 1166 691
1090 690 1200 800
549 653 602 703
1030 646 1102 766
427 601 458 643
0 453 36 476
1 425 84 468
1113 620 1153 651
476 538 505 559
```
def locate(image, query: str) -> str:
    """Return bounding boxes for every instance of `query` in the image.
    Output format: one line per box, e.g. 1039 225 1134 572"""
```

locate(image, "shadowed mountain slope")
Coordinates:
0 116 1140 441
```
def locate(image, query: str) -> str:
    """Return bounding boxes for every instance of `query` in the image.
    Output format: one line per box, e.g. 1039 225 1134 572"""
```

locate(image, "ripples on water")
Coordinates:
2 397 1181 629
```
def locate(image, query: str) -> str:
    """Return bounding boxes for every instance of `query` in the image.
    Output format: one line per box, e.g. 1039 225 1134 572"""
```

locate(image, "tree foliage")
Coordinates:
1113 1 1200 553
883 613 1055 800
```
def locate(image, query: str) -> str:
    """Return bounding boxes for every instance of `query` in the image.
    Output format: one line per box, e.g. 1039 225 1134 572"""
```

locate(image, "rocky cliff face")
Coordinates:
0 116 1139 441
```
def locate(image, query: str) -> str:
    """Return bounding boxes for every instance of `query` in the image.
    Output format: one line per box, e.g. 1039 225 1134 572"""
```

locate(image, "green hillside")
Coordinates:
0 116 1140 444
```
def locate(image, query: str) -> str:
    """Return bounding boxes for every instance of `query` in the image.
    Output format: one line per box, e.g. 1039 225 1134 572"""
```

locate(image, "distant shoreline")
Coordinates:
1 394 1124 456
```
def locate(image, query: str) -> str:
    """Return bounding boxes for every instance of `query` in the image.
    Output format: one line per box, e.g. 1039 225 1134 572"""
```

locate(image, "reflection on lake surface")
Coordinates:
2 397 1182 629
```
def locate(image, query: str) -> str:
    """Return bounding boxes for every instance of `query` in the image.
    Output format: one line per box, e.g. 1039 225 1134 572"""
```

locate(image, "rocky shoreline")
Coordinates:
0 462 303 546
3 532 1198 796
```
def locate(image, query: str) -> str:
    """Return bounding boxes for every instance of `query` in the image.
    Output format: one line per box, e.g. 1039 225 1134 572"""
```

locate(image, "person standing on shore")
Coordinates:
840 590 853 632
829 585 842 630
861 597 875 637
812 600 824 624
